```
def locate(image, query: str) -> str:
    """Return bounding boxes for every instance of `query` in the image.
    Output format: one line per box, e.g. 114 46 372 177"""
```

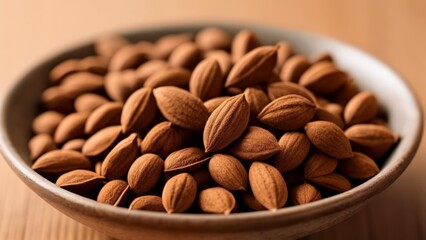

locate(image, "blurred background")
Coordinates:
0 0 425 239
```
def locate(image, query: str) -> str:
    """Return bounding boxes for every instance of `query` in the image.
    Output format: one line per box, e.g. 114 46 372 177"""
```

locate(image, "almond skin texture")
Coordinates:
226 46 277 88
162 173 197 213
267 82 317 103
54 112 90 144
168 42 201 70
305 121 353 159
204 50 233 74
258 94 316 131
32 111 64 135
121 88 157 134
128 154 164 195
310 173 351 193
195 27 231 51
97 180 129 207
228 126 280 161
32 150 91 178
144 68 191 88
203 94 250 152
82 125 121 156
339 152 380 179
304 153 338 179
313 107 345 130
153 86 209 131
291 183 321 205
56 169 105 195
74 93 109 113
299 62 347 95
101 133 139 180
129 196 166 212
274 132 310 173
189 58 224 101
141 121 184 159
164 147 209 174
203 96 230 114
241 191 266 211
231 29 260 63
85 102 122 135
208 154 248 191
344 91 379 126
28 134 57 160
280 55 310 83
243 88 270 118
198 187 236 215
249 162 288 211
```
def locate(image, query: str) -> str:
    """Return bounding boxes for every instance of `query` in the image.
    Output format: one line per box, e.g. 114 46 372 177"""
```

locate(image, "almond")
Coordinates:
121 88 157 134
231 29 260 63
228 126 280 161
344 91 379 125
41 87 75 113
136 60 169 81
54 112 90 144
95 35 129 61
49 59 79 83
82 125 121 156
141 121 184 158
203 96 230 114
267 82 317 103
28 134 57 160
168 42 201 70
97 180 129 206
208 154 247 191
339 152 379 179
191 168 215 190
162 173 197 213
129 196 165 212
274 132 310 173
309 173 351 192
59 72 104 98
203 94 250 152
280 55 310 83
274 41 293 73
313 107 345 130
74 93 109 112
325 103 343 117
291 183 321 205
305 121 353 159
144 68 191 88
299 62 347 95
95 161 102 176
241 191 266 211
331 78 358 105
243 88 270 118
32 111 64 135
101 133 139 180
153 86 209 131
154 33 192 59
32 150 91 177
304 153 338 179
189 58 224 101
128 154 164 195
77 56 108 75
258 94 316 131
164 147 209 174
104 70 144 102
249 162 288 211
198 187 236 215
204 50 233 74
56 169 105 195
312 52 334 64
62 138 85 151
195 27 231 51
85 102 122 134
226 46 277 88
109 44 150 71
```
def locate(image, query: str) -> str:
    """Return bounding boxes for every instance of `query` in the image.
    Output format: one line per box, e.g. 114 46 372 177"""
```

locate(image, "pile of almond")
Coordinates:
29 27 399 214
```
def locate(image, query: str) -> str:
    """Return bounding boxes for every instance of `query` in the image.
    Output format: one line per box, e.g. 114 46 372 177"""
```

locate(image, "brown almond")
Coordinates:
339 152 379 179
162 173 197 213
305 121 353 159
32 111 65 135
258 94 316 131
304 153 338 179
153 86 209 131
331 78 359 105
105 70 144 102
231 29 260 63
280 55 310 83
189 58 224 101
129 196 165 212
198 187 236 215
274 132 310 173
313 107 345 129
154 33 192 59
204 50 233 74
128 154 164 195
191 168 215 190
144 68 191 88
195 27 231 51
97 180 129 206
95 35 129 61
344 91 379 125
74 93 109 112
77 56 108 75
203 96 230 114
62 138 85 151
56 169 105 195
274 41 293 73
299 62 347 95
136 60 169 81
168 42 201 70
59 72 104 99
95 161 102 176
241 191 266 211
32 150 91 177
209 154 248 191
249 162 288 211
85 102 122 134
101 133 139 180
121 88 157 134
54 112 90 144
49 59 79 83
82 125 122 156
243 88 270 118
164 147 209 174
226 46 277 88
141 121 184 158
267 82 317 103
310 173 351 192
109 44 150 71
325 103 343 117
228 126 280 161
203 94 250 152
312 52 334 64
41 87 75 113
291 183 321 205
28 134 57 160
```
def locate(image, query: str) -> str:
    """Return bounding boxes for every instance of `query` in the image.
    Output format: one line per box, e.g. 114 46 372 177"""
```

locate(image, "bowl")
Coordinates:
0 23 422 240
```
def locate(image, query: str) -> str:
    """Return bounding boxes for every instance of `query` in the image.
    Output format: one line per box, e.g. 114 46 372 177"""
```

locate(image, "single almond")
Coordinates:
121 88 157 134
95 35 129 61
28 134 57 160
203 96 230 113
49 59 79 83
280 55 310 83
312 52 334 64
162 173 197 213
136 60 169 82
344 91 379 125
229 126 280 161
226 46 277 88
274 41 293 74
109 44 150 71
231 29 260 63
153 86 209 131
195 27 231 51
62 138 85 151
168 42 201 70
59 72 104 99
97 180 129 207
339 152 379 179
189 58 224 101
325 103 343 117
144 68 191 88
291 183 321 205
105 70 144 102
309 173 351 193
304 153 338 179
82 125 121 156
85 102 122 134
305 121 353 159
77 56 108 75
203 94 250 152
191 168 215 190
141 121 184 158
330 77 359 105
243 88 270 118
267 82 317 103
54 112 90 144
101 133 139 180
32 150 91 177
198 187 236 215
56 169 105 195
74 93 109 112
313 107 345 129
226 87 244 95
204 50 233 74
208 154 248 191
128 154 164 195
95 161 102 176
129 196 165 212
154 33 192 59
241 191 266 211
249 162 288 211
258 94 317 131
41 87 75 113
274 132 310 173
164 147 209 174
299 62 347 95
32 111 65 135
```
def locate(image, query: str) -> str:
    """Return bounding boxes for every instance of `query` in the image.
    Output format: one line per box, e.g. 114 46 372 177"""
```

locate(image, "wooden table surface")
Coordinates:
1 0 425 239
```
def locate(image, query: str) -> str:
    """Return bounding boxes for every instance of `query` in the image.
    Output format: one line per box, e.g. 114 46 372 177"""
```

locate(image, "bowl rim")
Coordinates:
0 22 423 230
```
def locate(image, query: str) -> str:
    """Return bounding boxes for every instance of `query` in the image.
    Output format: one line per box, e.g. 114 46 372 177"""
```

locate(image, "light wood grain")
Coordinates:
1 0 426 239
